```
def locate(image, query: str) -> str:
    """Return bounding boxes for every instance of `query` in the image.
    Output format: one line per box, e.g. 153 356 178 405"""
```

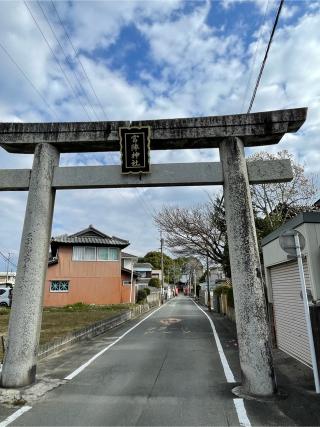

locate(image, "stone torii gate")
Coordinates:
0 107 307 397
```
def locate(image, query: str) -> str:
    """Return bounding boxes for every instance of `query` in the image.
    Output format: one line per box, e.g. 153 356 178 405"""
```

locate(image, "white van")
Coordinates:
0 287 12 307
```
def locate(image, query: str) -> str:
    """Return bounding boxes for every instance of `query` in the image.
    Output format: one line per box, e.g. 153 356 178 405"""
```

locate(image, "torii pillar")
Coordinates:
0 108 307 396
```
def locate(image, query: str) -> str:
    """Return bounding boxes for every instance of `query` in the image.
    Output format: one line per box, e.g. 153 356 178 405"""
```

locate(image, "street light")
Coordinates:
206 252 211 311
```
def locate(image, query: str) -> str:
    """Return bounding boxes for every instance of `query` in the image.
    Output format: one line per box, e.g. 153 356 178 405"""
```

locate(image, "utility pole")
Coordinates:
194 269 197 299
6 253 13 283
130 258 135 304
173 260 176 297
206 253 211 311
160 231 164 299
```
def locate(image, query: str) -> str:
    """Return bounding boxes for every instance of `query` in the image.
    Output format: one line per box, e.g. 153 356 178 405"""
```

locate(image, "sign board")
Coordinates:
119 126 151 174
279 229 305 256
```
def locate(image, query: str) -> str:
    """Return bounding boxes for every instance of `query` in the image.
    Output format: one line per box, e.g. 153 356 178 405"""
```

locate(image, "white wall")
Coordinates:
263 222 320 301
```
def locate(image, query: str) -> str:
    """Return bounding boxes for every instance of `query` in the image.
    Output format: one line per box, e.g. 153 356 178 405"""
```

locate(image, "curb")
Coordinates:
1 303 158 366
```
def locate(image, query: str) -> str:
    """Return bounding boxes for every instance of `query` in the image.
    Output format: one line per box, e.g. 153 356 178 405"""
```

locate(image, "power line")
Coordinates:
0 41 58 120
0 250 17 269
241 0 270 113
247 0 285 114
134 188 156 219
24 0 92 121
36 1 100 121
50 0 107 120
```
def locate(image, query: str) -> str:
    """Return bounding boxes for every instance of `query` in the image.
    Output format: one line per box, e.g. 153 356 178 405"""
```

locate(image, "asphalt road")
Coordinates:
9 296 243 426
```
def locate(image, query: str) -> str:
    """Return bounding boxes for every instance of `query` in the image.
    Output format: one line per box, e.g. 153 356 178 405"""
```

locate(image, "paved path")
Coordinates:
7 296 244 426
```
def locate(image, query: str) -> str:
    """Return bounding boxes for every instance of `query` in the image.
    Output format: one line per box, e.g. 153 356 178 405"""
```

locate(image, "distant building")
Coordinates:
0 272 16 286
44 225 137 306
151 269 162 281
121 252 139 271
133 262 153 290
121 252 139 296
131 262 167 294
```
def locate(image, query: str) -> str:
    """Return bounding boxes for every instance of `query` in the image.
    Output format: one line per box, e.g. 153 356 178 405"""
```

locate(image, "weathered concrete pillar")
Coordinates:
219 137 276 397
1 143 60 388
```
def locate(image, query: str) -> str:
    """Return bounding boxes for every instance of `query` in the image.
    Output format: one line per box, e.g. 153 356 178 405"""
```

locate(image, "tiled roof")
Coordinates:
121 251 139 258
134 262 154 270
51 225 129 249
52 235 128 246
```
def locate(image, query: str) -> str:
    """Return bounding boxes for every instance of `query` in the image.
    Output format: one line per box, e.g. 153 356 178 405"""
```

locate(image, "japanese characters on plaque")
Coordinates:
119 126 151 174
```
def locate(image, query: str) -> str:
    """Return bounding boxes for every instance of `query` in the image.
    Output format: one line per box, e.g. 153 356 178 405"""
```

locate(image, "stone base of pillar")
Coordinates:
232 385 287 402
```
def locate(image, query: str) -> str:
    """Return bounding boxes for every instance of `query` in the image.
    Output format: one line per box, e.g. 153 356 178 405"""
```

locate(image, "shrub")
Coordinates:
144 287 151 295
214 284 234 308
148 278 161 288
64 302 88 310
136 289 147 303
225 287 234 308
214 284 230 296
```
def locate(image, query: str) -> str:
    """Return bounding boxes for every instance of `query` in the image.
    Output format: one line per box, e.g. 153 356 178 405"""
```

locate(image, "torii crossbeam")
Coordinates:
0 107 307 398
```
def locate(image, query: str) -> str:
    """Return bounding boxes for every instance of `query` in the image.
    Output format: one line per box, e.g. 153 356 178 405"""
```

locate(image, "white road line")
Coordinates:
65 305 164 380
191 299 236 383
191 299 252 427
233 398 252 427
0 406 32 427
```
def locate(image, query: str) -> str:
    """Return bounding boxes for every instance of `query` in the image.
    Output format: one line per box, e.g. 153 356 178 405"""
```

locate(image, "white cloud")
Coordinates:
0 1 320 263
221 0 277 14
61 0 183 51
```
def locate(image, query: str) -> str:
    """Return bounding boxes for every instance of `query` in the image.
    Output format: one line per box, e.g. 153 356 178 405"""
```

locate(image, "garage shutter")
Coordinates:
270 259 312 367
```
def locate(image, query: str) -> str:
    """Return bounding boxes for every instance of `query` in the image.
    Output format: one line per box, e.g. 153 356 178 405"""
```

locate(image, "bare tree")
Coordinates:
249 150 317 227
155 150 318 278
154 196 230 275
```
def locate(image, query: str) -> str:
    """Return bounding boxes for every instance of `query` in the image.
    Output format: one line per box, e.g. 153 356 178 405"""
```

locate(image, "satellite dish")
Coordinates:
279 229 305 256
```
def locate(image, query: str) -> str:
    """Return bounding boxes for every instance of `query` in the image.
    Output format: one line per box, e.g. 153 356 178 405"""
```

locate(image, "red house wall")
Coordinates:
44 246 131 306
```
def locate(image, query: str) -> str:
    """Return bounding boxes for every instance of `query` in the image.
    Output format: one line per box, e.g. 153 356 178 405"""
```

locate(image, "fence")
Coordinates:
147 291 161 306
1 303 155 363
199 288 235 322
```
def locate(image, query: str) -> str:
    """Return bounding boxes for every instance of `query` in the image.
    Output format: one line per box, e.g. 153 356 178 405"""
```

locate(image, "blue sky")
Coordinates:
0 0 319 271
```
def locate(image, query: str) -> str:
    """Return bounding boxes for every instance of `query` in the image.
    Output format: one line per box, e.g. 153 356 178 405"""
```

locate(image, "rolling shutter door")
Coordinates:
270 259 312 367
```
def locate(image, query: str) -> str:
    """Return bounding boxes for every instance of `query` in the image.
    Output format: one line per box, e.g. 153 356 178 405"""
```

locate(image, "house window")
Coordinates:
73 246 119 261
97 247 109 260
50 280 69 292
85 246 96 260
108 248 119 260
73 246 85 260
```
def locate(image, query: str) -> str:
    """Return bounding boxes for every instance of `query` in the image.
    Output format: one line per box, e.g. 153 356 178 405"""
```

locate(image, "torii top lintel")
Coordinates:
0 107 307 154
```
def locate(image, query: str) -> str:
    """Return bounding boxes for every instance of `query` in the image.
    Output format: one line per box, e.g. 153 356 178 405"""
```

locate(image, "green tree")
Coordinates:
148 278 161 288
140 251 183 284
142 251 172 270
136 289 147 303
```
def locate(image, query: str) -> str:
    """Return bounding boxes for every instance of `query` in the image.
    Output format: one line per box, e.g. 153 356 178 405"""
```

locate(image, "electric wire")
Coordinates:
247 0 285 114
24 0 92 121
241 0 270 113
36 0 100 121
50 0 107 120
134 188 156 219
0 250 17 269
0 41 58 120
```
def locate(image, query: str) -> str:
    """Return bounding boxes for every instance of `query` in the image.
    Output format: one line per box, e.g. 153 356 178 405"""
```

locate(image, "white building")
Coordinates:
262 212 320 368
0 271 16 286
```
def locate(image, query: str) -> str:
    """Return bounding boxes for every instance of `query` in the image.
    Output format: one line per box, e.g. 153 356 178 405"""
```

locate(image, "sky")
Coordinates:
0 0 319 271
